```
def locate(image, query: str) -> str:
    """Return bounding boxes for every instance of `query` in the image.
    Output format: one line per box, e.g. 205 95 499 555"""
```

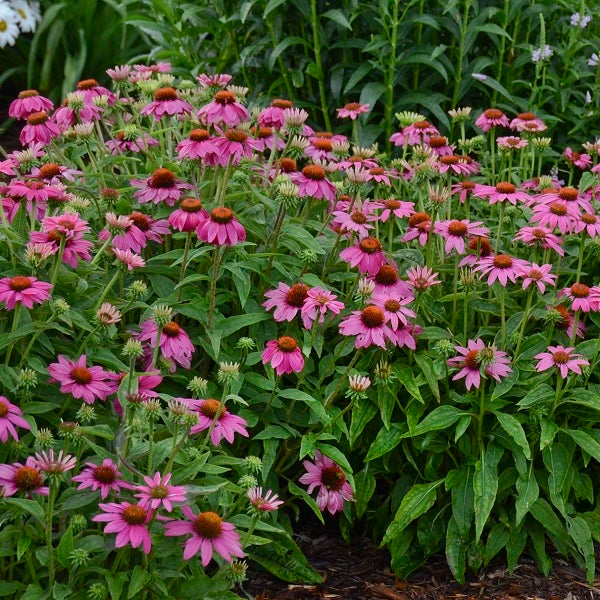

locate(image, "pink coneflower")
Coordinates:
47 354 115 404
305 137 334 161
196 207 246 247
291 164 337 202
369 264 412 296
394 322 422 350
402 212 431 246
135 472 187 512
168 198 208 232
536 186 592 213
575 212 600 237
20 111 60 146
372 291 415 328
248 487 284 511
366 166 396 185
514 226 564 256
451 180 477 204
390 120 439 146
32 450 76 474
0 158 17 177
196 73 232 89
259 98 293 129
458 236 493 268
35 212 92 267
139 320 194 369
213 128 258 166
189 398 249 445
509 112 546 132
553 304 585 339
472 182 530 205
336 102 369 120
332 206 375 237
434 219 489 254
52 97 103 133
262 337 304 375
530 202 578 234
299 450 354 515
372 198 414 222
176 129 218 162
339 237 385 275
76 78 116 105
0 458 48 497
339 305 396 349
435 155 475 176
427 135 454 156
405 265 441 291
0 276 52 310
25 242 55 265
497 136 528 150
564 147 592 169
140 87 192 121
335 155 378 171
29 162 81 183
106 65 132 81
163 507 244 564
0 396 30 443
106 131 159 154
475 108 509 132
251 126 285 153
301 287 345 329
197 90 249 127
263 282 309 322
112 371 163 416
559 283 600 313
96 303 122 325
131 168 193 206
519 263 556 293
72 459 132 498
93 502 152 554
534 345 589 378
111 211 170 253
113 248 146 270
9 90 53 120
474 254 528 286
447 339 512 390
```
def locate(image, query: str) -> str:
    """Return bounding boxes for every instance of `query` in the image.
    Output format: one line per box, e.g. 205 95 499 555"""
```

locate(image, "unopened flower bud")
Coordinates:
434 338 455 358
69 548 90 567
17 368 37 390
127 280 148 300
244 455 262 474
237 337 256 350
52 298 70 315
395 111 426 127
218 361 240 384
77 405 96 424
448 107 472 121
238 474 258 489
373 359 393 384
152 304 173 326
71 514 87 532
96 303 121 326
187 376 209 397
122 339 143 359
34 428 54 449
227 559 249 584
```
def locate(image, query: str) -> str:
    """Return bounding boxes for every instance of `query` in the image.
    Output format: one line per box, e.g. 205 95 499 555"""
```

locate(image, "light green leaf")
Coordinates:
412 405 467 436
493 411 530 459
515 466 539 526
473 444 503 542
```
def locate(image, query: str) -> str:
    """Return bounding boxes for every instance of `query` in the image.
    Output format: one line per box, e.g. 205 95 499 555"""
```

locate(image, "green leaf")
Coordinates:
493 411 530 459
278 388 330 424
530 499 571 556
567 516 595 584
127 565 150 599
474 74 513 102
445 517 466 584
542 443 569 516
365 425 404 461
382 479 445 544
267 36 306 70
105 572 128 600
378 384 396 429
517 383 554 409
354 469 376 518
473 444 503 542
484 523 509 566
540 419 558 450
563 428 600 463
413 355 440 401
515 467 539 526
56 525 74 568
214 313 270 338
394 364 424 403
263 0 287 17
17 532 32 561
451 467 474 538
412 405 467 436
4 498 45 525
288 481 324 525
323 8 352 30
349 400 378 447
0 583 19 597
317 444 352 474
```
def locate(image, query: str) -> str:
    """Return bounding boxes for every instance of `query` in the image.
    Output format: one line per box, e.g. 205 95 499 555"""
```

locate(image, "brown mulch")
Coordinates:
246 534 600 600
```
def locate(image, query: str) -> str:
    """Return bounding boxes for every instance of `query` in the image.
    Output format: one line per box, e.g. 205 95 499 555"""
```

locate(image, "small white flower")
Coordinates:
586 90 593 104
0 3 20 48
471 73 488 81
589 53 599 67
571 12 591 28
532 45 553 63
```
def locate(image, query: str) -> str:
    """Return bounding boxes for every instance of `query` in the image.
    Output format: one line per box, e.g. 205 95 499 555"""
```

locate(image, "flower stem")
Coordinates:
207 246 223 330
324 350 362 409
242 512 260 546
46 484 57 589
4 303 21 365
513 287 534 359
94 269 121 312
177 232 193 303
309 0 331 131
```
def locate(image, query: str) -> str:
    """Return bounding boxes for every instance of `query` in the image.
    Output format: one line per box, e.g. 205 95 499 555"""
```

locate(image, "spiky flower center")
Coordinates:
194 512 223 538
0 400 8 418
130 212 150 232
313 139 332 151
285 284 309 307
385 200 400 209
162 321 181 337
361 306 385 328
77 79 99 90
258 127 273 138
14 466 43 491
529 269 543 280
495 182 515 194
214 90 235 105
18 89 39 99
571 283 590 298
351 211 367 224
272 99 292 109
370 167 384 175
375 265 398 285
413 120 431 129
71 366 92 385
463 349 480 370
582 213 597 224
552 351 570 364
27 111 48 125
428 135 448 148
122 505 147 525
518 112 536 120
344 102 361 111
9 276 32 292
468 236 492 255
550 202 567 216
532 228 547 239
150 485 169 499
448 221 468 236
321 465 346 491
408 212 430 227
302 165 326 180
358 237 382 254
149 168 175 188
484 108 503 119
211 207 234 224
555 305 571 329
154 87 178 101
314 131 333 139
39 163 61 178
461 181 476 190
279 158 296 172
94 465 116 483
181 198 202 213
558 187 578 201
440 156 459 165
189 128 210 142
225 129 248 143
277 336 298 352
493 254 513 269
200 399 225 418
384 299 401 312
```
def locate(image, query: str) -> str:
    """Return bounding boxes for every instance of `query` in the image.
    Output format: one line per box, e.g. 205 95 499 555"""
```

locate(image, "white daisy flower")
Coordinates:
0 3 20 47
12 1 41 33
